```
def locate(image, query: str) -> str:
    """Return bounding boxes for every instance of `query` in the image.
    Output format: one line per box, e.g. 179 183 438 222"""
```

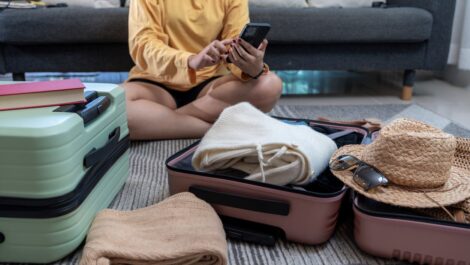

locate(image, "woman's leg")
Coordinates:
177 71 283 123
121 81 211 140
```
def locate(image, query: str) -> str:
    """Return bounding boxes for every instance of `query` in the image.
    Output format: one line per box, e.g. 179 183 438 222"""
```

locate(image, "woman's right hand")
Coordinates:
188 39 232 70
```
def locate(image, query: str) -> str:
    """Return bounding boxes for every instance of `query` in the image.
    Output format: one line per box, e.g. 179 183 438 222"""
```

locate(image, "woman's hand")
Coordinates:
188 39 232 70
228 38 268 78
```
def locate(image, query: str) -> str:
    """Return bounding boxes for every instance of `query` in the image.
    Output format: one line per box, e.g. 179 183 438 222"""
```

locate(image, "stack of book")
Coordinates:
0 79 86 111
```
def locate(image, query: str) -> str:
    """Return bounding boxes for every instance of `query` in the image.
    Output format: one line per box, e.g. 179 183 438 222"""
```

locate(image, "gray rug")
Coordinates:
54 103 470 265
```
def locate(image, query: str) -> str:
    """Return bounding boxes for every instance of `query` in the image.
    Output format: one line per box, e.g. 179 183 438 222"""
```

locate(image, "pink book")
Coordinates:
0 79 86 111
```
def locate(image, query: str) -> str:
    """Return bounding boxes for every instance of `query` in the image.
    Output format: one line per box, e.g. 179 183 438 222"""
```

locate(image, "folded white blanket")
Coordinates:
192 103 338 186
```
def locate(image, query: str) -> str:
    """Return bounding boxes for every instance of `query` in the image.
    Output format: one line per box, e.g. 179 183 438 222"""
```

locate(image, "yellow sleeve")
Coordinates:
220 0 251 81
128 0 196 86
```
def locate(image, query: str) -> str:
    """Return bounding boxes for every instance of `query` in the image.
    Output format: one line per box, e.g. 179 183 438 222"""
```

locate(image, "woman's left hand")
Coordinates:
228 38 268 78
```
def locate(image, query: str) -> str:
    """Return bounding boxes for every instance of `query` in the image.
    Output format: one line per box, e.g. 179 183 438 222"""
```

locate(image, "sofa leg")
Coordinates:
401 69 415 101
12 73 26 81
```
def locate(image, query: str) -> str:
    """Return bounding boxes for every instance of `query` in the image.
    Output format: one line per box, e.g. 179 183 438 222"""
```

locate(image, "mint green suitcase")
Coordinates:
0 83 130 263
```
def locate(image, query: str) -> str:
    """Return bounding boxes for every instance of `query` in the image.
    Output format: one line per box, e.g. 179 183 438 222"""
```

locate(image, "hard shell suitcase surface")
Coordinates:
167 117 371 245
353 194 470 265
0 83 130 263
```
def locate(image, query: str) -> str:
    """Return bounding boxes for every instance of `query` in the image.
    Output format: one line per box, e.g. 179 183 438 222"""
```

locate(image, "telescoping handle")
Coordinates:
189 186 290 216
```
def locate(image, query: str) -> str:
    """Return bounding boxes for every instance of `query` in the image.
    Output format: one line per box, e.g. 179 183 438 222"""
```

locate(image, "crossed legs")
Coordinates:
121 72 283 140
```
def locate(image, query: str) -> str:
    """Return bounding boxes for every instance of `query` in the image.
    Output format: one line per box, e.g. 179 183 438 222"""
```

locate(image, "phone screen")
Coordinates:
240 23 271 49
227 23 271 63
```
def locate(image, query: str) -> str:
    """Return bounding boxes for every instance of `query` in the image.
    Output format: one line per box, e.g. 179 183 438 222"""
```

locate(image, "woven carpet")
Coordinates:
53 103 470 265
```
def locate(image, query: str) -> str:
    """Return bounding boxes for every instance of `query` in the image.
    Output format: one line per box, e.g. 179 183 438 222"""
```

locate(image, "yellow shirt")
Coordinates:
128 0 250 91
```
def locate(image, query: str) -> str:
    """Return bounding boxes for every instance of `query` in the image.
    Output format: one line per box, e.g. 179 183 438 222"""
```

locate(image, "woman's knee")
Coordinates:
120 82 139 103
120 83 142 132
249 72 283 111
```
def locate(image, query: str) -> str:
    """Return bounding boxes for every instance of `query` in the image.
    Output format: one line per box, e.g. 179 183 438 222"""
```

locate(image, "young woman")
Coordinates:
122 0 283 140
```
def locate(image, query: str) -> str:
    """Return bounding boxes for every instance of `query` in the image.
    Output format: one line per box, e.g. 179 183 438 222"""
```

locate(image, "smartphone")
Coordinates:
240 22 271 49
227 22 271 63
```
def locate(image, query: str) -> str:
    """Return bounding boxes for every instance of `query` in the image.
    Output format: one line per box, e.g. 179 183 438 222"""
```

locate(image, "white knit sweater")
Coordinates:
192 103 338 186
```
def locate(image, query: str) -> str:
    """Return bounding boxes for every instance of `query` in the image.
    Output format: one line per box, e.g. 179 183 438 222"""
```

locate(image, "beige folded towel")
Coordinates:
192 102 337 186
79 192 227 265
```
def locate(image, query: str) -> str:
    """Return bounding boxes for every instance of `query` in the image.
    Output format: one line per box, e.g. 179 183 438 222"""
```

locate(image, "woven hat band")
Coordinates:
361 119 457 188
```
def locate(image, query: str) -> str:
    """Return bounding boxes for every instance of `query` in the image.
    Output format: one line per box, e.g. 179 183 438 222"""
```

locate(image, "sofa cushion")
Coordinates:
252 7 433 43
0 45 5 73
250 0 308 8
307 0 377 8
0 6 432 45
0 8 128 44
44 0 121 8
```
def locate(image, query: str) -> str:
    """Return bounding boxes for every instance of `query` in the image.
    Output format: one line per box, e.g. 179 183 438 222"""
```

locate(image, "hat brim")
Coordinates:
330 145 470 208
416 198 470 223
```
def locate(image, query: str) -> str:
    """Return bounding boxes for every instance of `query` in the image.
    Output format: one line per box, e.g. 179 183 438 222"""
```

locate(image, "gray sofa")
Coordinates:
0 0 456 99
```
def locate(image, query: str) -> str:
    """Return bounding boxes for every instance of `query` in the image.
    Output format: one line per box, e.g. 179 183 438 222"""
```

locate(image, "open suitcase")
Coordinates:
0 83 130 263
353 194 470 265
167 117 372 245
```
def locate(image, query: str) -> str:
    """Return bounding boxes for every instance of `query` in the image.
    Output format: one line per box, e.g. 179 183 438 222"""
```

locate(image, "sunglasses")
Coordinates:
329 155 389 191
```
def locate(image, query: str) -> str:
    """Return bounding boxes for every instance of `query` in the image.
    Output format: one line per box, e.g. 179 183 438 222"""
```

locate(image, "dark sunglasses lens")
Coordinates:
353 165 389 191
330 155 361 171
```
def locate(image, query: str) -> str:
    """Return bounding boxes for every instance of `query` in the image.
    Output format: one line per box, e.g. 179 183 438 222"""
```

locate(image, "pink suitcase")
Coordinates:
353 194 470 264
167 118 371 245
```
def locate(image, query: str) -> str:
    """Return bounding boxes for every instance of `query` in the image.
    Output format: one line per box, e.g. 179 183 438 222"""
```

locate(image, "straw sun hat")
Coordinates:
330 118 470 208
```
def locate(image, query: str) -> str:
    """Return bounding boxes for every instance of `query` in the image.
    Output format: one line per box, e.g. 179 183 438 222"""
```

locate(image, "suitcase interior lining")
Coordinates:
355 195 470 229
167 119 369 197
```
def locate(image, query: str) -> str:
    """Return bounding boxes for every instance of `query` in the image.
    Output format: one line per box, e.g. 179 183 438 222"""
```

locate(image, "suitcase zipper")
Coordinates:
354 195 470 229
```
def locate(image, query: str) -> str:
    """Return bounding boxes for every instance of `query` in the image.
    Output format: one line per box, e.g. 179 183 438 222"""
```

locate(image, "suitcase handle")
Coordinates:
76 95 110 125
54 90 98 113
189 186 290 216
84 127 120 168
54 91 111 125
223 219 277 246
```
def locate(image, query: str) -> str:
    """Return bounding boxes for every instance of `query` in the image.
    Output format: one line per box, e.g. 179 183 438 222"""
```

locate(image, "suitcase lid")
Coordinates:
0 83 129 199
0 105 83 146
354 194 470 229
0 84 121 147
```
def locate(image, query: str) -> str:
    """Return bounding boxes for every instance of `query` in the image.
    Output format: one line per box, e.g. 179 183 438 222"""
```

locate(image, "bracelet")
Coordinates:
249 64 267 79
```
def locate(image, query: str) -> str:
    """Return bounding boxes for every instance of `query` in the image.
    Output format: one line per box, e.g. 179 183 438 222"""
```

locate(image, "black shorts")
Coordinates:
128 76 221 108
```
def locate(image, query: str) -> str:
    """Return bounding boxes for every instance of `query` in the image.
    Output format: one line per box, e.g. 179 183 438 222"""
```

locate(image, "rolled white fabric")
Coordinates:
192 102 338 186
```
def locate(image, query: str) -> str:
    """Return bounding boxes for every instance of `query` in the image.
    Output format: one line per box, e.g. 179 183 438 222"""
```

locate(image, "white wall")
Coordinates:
443 65 470 89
